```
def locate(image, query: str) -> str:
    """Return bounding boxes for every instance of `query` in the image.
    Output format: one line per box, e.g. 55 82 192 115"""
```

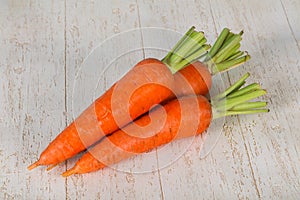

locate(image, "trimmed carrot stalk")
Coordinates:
46 163 60 171
28 162 40 171
62 74 268 176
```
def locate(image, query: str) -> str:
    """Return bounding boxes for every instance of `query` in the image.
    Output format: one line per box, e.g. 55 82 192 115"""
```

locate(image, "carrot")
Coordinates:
28 27 249 170
62 73 269 176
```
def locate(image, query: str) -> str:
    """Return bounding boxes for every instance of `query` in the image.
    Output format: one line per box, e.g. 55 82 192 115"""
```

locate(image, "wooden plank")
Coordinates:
64 1 162 199
0 1 66 199
280 0 300 48
209 0 300 198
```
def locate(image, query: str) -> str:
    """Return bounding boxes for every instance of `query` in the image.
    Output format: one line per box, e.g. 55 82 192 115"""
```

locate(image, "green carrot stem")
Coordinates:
185 44 211 62
172 26 196 49
211 73 268 119
222 30 242 50
169 32 205 64
227 51 244 61
231 102 267 111
226 109 269 116
219 31 243 61
162 27 210 74
206 29 248 74
213 109 269 119
211 55 250 75
172 45 211 72
162 27 249 75
217 43 241 63
162 26 195 63
216 89 267 111
184 38 207 58
222 31 242 49
212 34 242 62
225 32 234 41
196 51 209 60
227 83 261 98
205 28 229 60
174 31 205 57
214 73 250 100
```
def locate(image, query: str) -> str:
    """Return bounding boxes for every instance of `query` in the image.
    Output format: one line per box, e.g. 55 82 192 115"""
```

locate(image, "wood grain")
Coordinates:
0 0 299 199
0 1 66 199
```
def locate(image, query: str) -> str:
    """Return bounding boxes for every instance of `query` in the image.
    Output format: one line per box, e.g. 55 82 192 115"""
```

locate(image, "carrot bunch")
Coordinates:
28 27 255 174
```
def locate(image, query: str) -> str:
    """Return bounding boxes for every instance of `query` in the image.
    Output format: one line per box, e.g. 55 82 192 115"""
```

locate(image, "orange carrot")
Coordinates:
62 73 268 176
28 60 211 170
28 27 249 170
62 95 212 176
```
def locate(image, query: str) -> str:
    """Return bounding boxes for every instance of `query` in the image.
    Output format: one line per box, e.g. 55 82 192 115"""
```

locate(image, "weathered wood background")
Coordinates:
0 0 299 199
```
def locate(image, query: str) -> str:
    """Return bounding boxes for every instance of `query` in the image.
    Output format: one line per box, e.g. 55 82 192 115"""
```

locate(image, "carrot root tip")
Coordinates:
27 160 40 170
62 168 76 177
46 163 59 171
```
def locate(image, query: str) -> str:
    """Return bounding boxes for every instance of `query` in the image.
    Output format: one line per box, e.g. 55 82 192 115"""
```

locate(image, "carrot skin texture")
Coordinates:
62 96 212 176
31 58 212 168
173 61 211 97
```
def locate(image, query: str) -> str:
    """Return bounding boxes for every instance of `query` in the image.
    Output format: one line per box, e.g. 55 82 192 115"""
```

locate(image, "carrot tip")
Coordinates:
46 163 59 171
62 168 76 177
27 160 40 170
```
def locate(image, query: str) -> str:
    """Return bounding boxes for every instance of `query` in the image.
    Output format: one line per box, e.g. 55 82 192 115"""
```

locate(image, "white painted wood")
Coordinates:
0 0 299 199
207 0 300 198
0 1 66 199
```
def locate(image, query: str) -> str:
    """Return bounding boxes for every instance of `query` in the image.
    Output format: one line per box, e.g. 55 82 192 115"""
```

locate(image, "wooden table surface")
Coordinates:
1 0 299 199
